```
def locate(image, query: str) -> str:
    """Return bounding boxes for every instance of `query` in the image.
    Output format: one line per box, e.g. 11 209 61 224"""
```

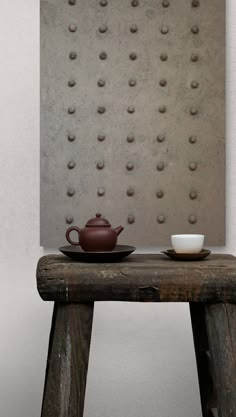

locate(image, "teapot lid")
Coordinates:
86 213 111 227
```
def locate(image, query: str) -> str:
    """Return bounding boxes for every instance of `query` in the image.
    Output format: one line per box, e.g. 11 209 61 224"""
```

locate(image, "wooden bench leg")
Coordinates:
190 303 217 417
205 303 236 417
41 302 94 417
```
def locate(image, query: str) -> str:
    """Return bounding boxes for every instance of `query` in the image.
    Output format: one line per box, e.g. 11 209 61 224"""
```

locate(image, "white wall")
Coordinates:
0 1 236 416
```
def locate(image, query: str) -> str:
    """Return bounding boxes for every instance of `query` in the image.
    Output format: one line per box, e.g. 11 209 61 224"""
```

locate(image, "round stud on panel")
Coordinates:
66 216 74 224
129 79 137 87
129 52 137 61
130 24 138 33
189 161 197 171
160 53 168 61
189 215 197 224
160 25 169 34
191 53 199 62
99 51 107 60
67 187 75 197
131 0 139 6
191 80 199 89
127 135 135 143
68 134 76 142
157 215 166 224
191 25 199 34
100 0 108 6
159 105 167 113
156 190 164 198
189 190 198 200
67 160 76 169
159 79 167 87
162 0 170 7
69 0 76 4
126 161 134 171
98 134 106 141
192 0 200 7
97 79 106 87
68 106 76 114
97 106 106 114
97 161 105 170
157 134 165 143
190 106 198 115
157 161 165 171
127 187 135 196
68 79 76 87
189 135 197 144
97 187 105 196
69 24 77 32
127 214 135 224
69 51 77 60
127 105 135 113
99 24 108 33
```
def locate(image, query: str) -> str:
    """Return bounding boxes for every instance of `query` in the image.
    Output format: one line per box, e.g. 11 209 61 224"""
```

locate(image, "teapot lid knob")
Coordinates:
86 213 111 227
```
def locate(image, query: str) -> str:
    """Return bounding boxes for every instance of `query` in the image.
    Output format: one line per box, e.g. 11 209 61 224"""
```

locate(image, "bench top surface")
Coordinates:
38 253 236 269
37 254 236 303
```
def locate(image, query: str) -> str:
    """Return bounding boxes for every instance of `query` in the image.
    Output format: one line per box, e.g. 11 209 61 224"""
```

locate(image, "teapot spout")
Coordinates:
114 225 124 236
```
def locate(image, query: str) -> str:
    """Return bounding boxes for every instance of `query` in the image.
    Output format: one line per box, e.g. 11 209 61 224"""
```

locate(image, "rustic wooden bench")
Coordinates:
36 253 236 417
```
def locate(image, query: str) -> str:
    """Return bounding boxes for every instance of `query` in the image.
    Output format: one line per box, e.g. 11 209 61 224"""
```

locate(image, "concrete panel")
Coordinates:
41 0 225 246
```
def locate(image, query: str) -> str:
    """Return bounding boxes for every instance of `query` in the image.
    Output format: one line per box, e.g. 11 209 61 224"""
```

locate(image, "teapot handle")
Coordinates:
66 226 81 246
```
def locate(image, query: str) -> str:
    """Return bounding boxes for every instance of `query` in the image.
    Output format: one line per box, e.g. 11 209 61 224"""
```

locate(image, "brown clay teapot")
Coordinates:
65 213 124 252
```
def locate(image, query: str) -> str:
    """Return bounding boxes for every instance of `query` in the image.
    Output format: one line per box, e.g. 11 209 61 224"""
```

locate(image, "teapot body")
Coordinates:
79 226 117 251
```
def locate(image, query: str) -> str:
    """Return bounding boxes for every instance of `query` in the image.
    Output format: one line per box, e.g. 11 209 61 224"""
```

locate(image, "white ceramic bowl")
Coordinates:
171 234 205 254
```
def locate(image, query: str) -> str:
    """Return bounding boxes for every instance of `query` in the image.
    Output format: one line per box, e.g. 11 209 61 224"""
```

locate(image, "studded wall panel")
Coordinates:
41 0 225 247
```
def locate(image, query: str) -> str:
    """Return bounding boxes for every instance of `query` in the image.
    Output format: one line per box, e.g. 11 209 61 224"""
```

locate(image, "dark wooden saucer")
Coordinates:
59 244 136 262
162 249 211 261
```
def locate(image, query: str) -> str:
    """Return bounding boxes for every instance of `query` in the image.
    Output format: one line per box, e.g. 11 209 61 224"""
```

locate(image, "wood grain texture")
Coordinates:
208 409 218 417
41 303 94 417
190 303 217 417
206 303 236 417
37 254 236 303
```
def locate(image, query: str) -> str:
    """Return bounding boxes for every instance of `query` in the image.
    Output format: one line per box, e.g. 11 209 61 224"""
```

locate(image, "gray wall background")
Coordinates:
0 1 235 416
